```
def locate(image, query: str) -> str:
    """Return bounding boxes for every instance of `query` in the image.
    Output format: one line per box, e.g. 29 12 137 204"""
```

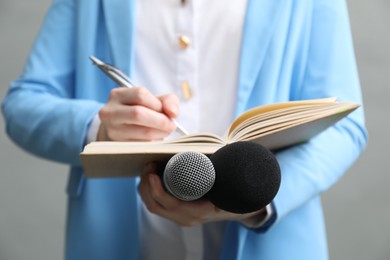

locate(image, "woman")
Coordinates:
2 0 367 259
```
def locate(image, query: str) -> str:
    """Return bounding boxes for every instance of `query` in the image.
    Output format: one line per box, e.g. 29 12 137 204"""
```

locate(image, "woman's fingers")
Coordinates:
97 87 179 141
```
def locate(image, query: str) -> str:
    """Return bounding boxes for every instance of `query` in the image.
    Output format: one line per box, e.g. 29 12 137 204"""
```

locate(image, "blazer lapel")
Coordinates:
102 0 136 75
236 0 283 114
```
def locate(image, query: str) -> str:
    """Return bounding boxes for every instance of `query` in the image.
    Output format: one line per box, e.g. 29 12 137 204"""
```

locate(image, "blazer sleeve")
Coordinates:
272 0 368 223
1 0 103 166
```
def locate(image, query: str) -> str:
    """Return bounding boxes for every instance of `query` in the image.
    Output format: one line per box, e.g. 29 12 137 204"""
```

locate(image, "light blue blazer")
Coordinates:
2 0 367 259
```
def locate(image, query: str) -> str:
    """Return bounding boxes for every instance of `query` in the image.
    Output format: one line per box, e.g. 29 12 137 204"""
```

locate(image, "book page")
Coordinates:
228 98 337 136
82 133 225 154
228 105 326 138
229 104 341 140
164 133 225 144
228 103 358 150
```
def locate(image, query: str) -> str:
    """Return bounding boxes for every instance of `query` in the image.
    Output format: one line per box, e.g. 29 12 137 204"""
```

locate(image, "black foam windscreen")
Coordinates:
206 141 281 213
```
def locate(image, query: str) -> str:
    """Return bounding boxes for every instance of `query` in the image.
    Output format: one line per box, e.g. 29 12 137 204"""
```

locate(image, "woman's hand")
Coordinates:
138 163 267 227
97 87 179 141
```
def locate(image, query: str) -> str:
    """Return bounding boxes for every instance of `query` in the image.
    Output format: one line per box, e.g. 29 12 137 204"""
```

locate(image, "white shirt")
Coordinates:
133 1 247 259
88 0 248 259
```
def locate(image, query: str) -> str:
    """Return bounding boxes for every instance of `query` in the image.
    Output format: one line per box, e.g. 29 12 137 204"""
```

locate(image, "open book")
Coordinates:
81 98 359 178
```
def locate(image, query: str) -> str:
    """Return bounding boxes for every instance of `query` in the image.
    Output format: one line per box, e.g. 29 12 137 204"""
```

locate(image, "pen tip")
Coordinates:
89 55 103 66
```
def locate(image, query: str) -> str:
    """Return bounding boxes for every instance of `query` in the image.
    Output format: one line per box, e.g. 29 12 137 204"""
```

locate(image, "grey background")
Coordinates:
0 0 389 259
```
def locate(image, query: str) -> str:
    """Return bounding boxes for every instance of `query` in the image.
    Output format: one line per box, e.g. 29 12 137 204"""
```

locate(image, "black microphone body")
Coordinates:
158 141 281 214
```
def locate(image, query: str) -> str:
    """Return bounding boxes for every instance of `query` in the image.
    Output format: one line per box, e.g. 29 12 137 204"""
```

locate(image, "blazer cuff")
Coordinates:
240 202 277 233
86 114 101 144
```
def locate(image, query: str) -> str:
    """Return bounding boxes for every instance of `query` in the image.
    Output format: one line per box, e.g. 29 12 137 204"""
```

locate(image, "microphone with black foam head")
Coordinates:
206 141 281 213
159 141 281 214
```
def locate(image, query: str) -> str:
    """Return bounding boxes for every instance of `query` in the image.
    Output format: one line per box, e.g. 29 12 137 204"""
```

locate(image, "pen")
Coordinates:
89 55 189 136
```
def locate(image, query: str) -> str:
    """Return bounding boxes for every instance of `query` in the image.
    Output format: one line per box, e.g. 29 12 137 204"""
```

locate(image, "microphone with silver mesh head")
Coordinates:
163 152 216 201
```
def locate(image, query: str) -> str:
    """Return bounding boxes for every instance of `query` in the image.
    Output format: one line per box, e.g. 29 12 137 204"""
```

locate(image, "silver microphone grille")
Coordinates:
163 152 216 201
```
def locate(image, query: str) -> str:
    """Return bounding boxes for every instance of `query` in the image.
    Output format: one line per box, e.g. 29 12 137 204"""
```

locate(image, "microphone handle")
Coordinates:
153 160 170 191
